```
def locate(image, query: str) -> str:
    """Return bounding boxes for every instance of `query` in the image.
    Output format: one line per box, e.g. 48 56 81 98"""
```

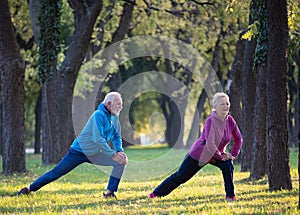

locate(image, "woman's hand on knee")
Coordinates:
221 153 234 161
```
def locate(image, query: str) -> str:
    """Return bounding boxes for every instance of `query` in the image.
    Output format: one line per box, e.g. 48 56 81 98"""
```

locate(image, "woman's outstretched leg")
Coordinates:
149 155 202 198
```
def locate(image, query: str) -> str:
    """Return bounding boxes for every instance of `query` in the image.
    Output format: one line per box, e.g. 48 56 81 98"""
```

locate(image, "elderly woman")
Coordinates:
148 92 242 201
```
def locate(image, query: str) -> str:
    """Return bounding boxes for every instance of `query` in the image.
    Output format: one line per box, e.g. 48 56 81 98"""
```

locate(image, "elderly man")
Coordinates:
16 92 128 198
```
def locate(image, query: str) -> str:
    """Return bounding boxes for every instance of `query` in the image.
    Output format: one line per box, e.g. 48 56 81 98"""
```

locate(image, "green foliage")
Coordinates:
0 147 299 214
73 70 101 99
252 0 268 68
241 21 259 40
241 0 268 70
60 1 74 47
288 0 300 55
8 1 33 42
37 0 62 83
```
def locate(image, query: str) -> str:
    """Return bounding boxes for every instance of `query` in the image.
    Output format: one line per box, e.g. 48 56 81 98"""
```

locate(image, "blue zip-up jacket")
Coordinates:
71 102 123 157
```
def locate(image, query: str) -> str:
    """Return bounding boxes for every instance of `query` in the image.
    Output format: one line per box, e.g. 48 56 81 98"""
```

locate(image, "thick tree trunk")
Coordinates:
240 1 257 172
0 0 26 174
266 0 292 190
250 64 267 179
41 80 60 164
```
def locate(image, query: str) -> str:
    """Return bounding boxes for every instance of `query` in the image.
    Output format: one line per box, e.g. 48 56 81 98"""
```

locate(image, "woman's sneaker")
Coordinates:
148 192 156 199
225 195 237 201
15 187 30 196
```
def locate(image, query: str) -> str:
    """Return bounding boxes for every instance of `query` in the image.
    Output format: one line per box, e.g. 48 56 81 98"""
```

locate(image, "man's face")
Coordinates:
110 96 123 116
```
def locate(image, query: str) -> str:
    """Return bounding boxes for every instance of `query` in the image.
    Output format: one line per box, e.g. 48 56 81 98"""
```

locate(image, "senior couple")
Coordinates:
16 91 242 201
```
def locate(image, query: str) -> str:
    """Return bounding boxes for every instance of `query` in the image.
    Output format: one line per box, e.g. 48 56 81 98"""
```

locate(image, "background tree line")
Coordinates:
0 0 300 193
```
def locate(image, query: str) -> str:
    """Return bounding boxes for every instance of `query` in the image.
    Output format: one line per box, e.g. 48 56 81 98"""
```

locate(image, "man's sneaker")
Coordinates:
15 187 30 196
226 195 237 201
148 192 156 199
103 192 117 199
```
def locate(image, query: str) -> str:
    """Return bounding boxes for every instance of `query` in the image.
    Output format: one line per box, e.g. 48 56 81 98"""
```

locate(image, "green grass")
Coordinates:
0 145 299 214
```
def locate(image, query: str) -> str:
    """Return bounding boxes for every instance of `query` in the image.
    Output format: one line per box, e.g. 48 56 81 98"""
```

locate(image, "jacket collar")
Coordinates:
98 102 111 115
211 111 228 122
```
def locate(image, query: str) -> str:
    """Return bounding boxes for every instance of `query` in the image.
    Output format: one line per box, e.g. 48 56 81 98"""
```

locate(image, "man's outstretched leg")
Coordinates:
15 148 89 196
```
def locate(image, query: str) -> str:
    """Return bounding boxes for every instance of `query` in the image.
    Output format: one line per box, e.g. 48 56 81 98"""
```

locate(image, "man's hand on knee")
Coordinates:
112 152 128 164
117 152 128 164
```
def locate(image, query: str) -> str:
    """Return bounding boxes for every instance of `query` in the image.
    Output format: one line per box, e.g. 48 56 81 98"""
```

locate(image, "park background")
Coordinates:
1 0 300 214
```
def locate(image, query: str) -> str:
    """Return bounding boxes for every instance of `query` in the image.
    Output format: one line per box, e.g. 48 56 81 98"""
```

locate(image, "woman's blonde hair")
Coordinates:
212 92 230 109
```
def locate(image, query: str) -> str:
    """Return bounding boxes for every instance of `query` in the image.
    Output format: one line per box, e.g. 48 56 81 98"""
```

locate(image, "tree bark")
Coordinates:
296 46 300 208
162 56 184 148
57 0 104 158
0 74 1 155
227 34 245 163
0 0 26 174
34 90 42 154
227 33 245 134
42 79 60 164
287 61 298 147
266 0 292 190
186 90 206 148
240 1 257 172
250 64 267 179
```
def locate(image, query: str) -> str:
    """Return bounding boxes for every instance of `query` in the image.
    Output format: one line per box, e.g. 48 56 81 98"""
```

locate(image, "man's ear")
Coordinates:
106 101 112 109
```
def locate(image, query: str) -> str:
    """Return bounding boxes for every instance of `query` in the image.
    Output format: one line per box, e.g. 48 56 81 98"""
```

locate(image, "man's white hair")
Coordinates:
103 92 122 105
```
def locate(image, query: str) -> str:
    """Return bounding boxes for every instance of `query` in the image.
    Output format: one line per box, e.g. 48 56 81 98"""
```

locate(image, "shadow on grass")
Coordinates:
236 176 268 185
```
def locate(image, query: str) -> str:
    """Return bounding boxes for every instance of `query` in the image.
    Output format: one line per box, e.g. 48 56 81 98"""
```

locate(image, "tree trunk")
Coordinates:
228 35 245 132
287 61 298 147
34 90 42 154
266 0 292 190
160 94 183 148
240 1 257 172
250 64 267 179
297 46 300 209
162 56 185 148
291 41 300 209
29 0 41 155
0 74 2 155
0 0 26 174
41 80 60 164
186 90 206 147
57 0 104 158
227 34 245 163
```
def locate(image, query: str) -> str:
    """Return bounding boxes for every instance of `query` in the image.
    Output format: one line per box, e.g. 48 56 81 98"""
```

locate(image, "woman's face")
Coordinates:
215 97 230 118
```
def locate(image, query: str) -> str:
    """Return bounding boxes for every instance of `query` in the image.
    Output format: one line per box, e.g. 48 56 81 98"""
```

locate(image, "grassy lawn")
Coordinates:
0 145 299 214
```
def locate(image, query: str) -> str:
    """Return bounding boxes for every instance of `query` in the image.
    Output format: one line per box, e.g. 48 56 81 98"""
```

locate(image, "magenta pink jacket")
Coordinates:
189 111 242 164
